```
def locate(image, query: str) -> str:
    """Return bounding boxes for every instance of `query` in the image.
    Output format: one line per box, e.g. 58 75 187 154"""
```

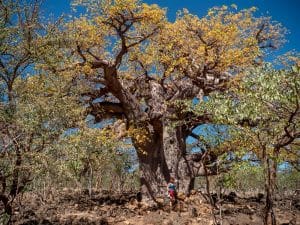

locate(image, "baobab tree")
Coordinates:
39 0 285 201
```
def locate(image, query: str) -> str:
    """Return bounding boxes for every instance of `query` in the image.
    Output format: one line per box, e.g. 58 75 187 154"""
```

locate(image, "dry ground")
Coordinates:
2 189 299 225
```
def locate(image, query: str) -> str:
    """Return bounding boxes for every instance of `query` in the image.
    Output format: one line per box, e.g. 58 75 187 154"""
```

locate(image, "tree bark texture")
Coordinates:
263 151 278 225
133 121 203 201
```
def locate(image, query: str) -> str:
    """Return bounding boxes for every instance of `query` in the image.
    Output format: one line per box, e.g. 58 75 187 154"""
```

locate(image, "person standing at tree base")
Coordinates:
167 177 177 210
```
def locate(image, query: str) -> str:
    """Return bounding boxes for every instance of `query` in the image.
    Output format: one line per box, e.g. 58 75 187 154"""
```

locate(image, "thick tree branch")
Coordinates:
275 101 299 149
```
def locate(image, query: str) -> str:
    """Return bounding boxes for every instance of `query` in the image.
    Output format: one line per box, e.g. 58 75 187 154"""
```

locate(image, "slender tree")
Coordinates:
0 0 42 220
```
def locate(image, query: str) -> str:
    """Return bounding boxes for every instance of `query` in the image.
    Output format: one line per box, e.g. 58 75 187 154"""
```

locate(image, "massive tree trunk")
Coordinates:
133 121 195 202
163 124 195 195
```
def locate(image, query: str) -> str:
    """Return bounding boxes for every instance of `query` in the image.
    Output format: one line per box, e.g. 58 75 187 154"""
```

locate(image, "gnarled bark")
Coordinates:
132 120 211 201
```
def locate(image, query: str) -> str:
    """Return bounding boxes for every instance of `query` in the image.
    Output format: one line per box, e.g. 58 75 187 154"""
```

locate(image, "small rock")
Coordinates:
129 198 137 205
156 197 164 205
162 219 173 225
208 220 215 225
180 212 189 217
177 192 186 201
190 190 197 195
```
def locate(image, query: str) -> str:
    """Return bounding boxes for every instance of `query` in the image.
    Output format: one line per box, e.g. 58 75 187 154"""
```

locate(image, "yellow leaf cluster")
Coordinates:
138 5 285 80
127 126 150 147
66 16 107 52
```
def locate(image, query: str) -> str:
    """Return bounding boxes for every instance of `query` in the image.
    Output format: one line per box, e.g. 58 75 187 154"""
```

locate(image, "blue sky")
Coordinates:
43 0 300 55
